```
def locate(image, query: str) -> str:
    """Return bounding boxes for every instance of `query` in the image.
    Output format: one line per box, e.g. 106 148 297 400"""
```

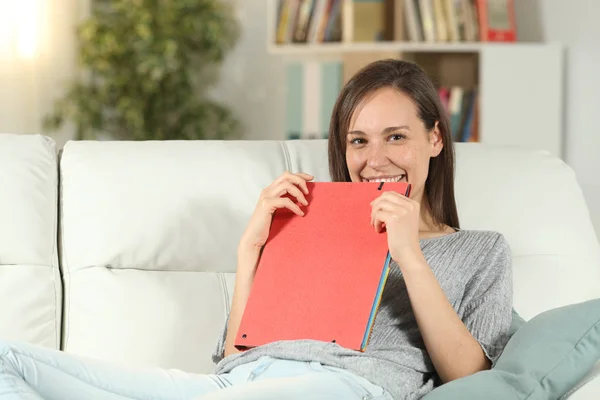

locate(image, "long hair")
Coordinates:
327 59 460 229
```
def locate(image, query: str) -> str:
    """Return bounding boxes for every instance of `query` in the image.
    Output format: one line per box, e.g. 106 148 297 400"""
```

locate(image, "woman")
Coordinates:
0 59 512 400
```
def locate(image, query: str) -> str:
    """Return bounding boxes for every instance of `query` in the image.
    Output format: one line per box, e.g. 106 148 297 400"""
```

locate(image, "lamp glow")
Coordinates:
0 0 41 59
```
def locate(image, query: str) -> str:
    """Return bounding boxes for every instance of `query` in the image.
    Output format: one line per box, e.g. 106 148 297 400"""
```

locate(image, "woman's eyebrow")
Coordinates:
348 126 410 135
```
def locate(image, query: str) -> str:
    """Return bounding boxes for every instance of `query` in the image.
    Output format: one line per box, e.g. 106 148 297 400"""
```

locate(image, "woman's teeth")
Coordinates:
365 175 405 182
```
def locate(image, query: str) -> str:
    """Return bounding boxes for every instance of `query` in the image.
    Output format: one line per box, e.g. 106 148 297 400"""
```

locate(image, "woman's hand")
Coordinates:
238 171 313 257
370 190 422 267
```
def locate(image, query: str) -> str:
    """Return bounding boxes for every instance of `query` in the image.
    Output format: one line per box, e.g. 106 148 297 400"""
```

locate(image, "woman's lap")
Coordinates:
0 341 392 400
207 357 392 400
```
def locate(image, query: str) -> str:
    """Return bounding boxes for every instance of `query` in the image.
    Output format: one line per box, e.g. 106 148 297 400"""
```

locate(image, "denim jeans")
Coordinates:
0 341 393 400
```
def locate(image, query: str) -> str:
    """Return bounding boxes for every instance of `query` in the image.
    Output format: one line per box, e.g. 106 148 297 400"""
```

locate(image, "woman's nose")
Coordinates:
366 143 388 169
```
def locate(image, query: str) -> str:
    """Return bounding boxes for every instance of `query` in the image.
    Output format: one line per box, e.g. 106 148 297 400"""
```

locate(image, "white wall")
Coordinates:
0 0 84 149
209 0 286 142
515 0 600 237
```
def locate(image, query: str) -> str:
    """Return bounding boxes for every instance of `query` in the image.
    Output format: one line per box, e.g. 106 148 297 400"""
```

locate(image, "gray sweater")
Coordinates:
212 230 513 400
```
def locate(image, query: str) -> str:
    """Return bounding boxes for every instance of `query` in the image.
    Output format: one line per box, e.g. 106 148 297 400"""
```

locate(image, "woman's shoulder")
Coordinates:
422 228 509 249
455 229 512 273
457 229 509 246
422 229 512 269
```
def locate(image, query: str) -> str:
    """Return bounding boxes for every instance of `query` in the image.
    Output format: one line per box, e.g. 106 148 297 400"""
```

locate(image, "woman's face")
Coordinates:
345 87 443 205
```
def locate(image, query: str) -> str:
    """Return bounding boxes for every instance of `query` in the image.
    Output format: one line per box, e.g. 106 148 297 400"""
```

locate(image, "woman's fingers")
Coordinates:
267 172 313 204
372 210 393 233
271 197 305 216
288 172 313 195
371 199 397 224
276 171 313 195
371 191 411 207
294 172 315 180
370 197 411 228
265 180 308 206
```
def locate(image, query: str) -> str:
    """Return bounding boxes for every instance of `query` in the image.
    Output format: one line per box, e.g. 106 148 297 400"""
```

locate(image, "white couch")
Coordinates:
1 133 599 398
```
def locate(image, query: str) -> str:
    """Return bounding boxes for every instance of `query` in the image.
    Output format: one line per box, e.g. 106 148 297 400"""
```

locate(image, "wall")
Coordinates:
0 0 280 148
515 0 600 237
0 0 84 149
209 0 287 142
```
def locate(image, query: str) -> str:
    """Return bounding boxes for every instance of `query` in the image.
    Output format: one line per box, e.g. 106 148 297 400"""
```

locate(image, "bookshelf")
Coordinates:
267 0 565 159
267 41 537 55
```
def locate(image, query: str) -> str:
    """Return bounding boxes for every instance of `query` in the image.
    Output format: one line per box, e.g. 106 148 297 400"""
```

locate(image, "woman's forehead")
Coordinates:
348 89 418 132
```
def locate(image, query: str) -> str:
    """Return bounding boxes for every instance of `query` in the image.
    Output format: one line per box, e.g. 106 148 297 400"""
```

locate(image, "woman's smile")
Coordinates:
361 174 407 183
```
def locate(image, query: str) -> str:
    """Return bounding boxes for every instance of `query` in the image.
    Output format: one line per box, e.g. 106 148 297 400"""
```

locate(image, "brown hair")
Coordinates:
327 58 460 230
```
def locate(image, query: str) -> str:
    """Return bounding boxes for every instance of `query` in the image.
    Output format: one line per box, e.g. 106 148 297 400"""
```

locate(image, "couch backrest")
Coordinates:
57 138 600 373
452 144 600 317
0 133 62 349
56 139 336 372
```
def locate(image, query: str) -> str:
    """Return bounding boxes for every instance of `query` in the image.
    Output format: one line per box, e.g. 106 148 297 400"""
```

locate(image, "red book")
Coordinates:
235 181 411 352
476 0 517 42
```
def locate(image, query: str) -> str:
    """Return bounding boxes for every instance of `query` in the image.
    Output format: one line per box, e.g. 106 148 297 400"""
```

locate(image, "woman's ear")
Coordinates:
429 121 444 157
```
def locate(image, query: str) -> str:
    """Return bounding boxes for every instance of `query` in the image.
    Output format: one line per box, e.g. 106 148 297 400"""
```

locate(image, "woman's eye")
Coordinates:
389 134 405 141
349 138 366 145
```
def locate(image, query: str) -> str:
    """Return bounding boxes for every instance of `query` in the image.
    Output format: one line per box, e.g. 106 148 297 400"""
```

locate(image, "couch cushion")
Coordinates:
0 133 61 349
421 299 600 400
59 140 291 373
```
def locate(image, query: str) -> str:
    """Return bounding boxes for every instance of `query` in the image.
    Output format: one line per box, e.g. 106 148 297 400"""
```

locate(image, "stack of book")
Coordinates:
273 0 517 45
285 61 343 140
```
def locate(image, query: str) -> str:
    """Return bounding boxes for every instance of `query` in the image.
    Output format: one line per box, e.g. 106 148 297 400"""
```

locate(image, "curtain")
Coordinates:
0 0 87 148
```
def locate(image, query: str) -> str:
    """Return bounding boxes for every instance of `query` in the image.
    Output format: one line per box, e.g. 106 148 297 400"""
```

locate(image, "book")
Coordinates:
476 0 516 42
235 180 411 352
285 60 342 140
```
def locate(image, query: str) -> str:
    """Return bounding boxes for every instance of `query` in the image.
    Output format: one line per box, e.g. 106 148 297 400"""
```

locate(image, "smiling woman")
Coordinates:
328 59 459 235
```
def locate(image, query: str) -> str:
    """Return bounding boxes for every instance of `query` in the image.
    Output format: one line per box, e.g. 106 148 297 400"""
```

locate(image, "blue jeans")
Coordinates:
0 341 393 400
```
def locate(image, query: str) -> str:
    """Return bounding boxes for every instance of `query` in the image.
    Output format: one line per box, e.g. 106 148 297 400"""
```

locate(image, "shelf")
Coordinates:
267 0 564 158
268 41 551 55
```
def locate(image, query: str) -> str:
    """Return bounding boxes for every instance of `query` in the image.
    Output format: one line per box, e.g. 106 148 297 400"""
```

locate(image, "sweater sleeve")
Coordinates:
460 233 513 366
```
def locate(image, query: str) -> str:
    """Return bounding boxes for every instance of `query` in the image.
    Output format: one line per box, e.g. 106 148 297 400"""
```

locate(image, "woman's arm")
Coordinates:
370 192 506 383
223 247 261 358
400 251 490 383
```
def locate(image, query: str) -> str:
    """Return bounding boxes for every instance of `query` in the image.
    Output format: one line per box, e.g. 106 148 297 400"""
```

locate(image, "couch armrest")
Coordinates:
563 361 600 399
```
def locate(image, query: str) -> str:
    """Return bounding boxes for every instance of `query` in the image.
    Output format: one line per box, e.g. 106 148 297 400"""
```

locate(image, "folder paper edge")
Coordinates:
360 182 411 351
360 251 392 351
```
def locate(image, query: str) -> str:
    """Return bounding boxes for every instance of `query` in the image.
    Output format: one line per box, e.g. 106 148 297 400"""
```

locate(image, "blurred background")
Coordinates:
0 0 599 235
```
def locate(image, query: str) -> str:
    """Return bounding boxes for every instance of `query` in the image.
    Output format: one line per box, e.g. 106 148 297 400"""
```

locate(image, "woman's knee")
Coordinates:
0 340 41 367
0 341 20 375
0 340 14 358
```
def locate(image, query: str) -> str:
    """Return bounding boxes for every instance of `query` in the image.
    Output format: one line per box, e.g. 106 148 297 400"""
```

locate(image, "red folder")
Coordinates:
235 181 411 352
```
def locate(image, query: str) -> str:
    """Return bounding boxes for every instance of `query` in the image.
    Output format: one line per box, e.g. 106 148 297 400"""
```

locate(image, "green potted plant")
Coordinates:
44 0 241 141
